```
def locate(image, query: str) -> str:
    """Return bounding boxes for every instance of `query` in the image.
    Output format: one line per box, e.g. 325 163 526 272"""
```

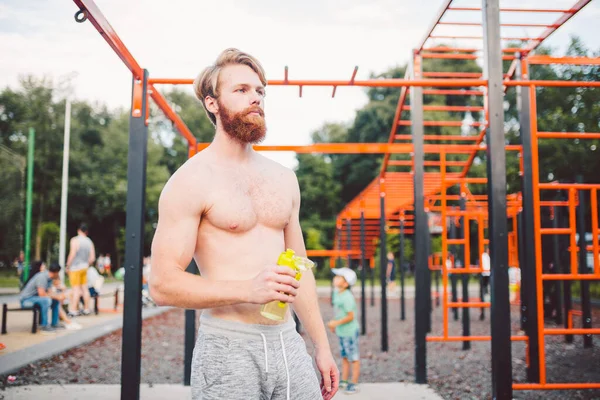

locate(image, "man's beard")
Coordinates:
218 100 266 144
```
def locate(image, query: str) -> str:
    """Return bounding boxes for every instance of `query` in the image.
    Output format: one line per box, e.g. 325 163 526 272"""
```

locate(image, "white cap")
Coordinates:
332 267 357 286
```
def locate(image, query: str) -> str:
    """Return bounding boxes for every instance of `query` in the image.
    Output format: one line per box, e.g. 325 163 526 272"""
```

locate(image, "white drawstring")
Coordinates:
260 333 269 374
279 332 290 400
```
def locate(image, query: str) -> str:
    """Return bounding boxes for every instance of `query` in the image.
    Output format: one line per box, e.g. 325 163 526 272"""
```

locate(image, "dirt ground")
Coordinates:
2 295 599 399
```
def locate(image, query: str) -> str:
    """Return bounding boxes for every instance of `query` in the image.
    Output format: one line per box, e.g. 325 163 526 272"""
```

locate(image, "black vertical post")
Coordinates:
360 211 367 335
460 198 471 350
576 176 593 348
435 266 440 307
551 206 563 325
517 212 526 331
450 220 459 321
380 189 389 352
412 51 427 384
121 71 149 400
517 53 540 383
484 1 513 395
426 219 432 333
400 218 406 321
347 219 352 269
184 261 198 386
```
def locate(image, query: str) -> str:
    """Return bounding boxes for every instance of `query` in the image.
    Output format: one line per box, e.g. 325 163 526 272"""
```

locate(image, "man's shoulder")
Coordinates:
256 153 297 180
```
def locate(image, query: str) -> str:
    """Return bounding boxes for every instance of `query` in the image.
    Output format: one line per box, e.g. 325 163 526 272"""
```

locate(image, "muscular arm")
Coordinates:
149 175 249 309
285 174 331 353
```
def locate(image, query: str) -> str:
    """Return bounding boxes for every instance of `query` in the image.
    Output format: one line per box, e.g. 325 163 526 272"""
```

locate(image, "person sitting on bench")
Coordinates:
19 261 62 334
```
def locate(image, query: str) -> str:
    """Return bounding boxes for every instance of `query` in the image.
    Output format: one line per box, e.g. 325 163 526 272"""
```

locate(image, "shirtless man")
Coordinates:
150 49 338 400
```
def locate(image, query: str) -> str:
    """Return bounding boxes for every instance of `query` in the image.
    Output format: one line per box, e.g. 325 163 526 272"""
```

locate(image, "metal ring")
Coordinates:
75 10 88 23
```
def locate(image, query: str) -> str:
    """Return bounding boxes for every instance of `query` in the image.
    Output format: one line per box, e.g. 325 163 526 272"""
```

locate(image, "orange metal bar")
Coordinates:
421 53 479 60
540 228 571 235
150 85 197 146
196 143 522 154
404 105 485 112
544 328 600 335
528 84 547 384
542 274 600 281
427 336 528 342
504 80 600 88
448 302 491 308
380 68 410 178
540 183 600 190
423 89 484 96
569 189 578 275
389 159 468 166
394 136 478 143
537 132 600 139
398 120 486 127
438 22 555 28
447 7 573 13
72 0 143 79
528 56 600 65
149 78 489 87
422 72 483 78
513 383 600 390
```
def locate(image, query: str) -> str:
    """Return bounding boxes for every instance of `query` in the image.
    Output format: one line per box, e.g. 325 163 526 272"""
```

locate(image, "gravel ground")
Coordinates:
1 295 599 400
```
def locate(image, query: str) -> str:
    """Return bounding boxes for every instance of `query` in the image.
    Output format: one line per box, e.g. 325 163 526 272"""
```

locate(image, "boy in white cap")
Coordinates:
327 267 360 394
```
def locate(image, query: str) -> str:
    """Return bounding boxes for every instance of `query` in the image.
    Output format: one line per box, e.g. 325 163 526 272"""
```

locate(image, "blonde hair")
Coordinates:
193 48 267 126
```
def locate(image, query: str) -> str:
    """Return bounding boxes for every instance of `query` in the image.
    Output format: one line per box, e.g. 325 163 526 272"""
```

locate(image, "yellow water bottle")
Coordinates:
260 249 314 321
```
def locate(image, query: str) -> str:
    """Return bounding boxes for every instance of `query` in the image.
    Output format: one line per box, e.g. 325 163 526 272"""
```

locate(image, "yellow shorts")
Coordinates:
69 268 88 286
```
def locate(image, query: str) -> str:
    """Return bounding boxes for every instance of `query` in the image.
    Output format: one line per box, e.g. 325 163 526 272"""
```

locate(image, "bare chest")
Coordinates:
203 171 292 233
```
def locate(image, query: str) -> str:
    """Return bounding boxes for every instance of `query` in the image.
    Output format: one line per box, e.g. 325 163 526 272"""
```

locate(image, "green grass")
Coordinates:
0 270 20 288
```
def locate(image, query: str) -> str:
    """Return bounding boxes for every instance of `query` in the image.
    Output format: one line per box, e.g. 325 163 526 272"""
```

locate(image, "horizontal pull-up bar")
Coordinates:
447 7 573 13
195 143 522 154
149 78 598 89
149 78 488 88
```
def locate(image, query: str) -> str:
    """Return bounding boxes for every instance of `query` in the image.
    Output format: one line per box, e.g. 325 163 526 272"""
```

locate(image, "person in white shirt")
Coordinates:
481 247 491 295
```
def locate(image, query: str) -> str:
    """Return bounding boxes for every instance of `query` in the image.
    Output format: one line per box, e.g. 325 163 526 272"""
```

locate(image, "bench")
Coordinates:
73 288 120 315
1 303 41 334
92 288 120 314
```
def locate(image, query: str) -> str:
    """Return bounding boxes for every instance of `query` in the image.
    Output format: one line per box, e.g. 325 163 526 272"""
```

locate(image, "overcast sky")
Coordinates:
1 0 599 168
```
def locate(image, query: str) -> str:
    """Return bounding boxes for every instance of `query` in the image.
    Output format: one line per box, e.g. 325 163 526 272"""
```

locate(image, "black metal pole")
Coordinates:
551 206 563 325
516 52 541 383
360 211 367 335
517 212 527 331
380 190 389 352
484 1 513 395
412 51 427 384
400 218 406 321
460 198 471 350
121 71 149 400
184 260 197 386
450 220 459 321
576 176 593 348
426 220 432 333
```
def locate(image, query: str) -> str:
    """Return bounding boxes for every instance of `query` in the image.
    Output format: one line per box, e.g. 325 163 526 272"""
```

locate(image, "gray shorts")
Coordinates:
192 313 322 400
